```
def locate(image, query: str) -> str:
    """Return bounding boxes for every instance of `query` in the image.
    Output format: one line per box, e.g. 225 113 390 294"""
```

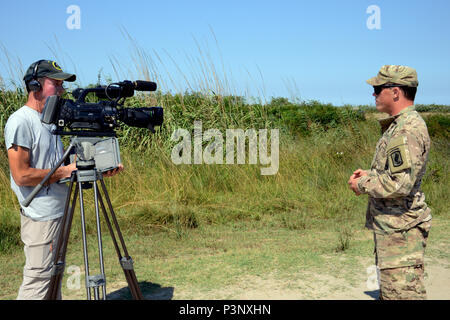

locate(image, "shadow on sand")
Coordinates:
106 281 174 300
364 290 380 300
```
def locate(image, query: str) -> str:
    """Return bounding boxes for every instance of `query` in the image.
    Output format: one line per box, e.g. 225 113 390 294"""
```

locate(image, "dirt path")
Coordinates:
209 264 449 300
100 258 449 300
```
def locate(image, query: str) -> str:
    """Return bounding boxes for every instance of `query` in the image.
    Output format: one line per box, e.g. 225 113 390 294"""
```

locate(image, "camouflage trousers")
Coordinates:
374 221 431 300
379 264 426 300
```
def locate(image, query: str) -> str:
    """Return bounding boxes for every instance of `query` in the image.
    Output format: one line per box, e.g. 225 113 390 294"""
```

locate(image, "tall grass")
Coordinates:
0 35 449 254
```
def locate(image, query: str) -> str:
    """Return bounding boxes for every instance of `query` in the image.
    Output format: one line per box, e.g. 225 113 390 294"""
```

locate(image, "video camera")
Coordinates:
34 80 164 179
42 80 163 136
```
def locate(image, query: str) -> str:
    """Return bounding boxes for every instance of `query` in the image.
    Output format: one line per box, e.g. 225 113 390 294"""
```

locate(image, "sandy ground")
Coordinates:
198 264 450 300
167 264 449 300
99 258 449 300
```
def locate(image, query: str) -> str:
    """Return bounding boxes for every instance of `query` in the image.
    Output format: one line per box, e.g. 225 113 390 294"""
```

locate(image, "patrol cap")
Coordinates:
23 60 76 83
366 65 418 87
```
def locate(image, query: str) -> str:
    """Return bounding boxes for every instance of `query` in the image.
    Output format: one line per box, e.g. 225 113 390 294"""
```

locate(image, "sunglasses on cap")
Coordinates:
373 84 406 95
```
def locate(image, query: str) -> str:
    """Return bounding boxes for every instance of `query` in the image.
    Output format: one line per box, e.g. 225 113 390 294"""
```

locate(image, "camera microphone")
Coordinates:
133 81 157 92
71 80 157 101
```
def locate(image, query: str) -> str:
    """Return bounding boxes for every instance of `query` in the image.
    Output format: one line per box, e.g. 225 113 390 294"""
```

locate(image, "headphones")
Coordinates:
26 59 46 92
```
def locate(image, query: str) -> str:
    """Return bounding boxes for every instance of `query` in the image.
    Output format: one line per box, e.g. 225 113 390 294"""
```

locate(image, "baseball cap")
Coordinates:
366 65 418 87
23 60 76 83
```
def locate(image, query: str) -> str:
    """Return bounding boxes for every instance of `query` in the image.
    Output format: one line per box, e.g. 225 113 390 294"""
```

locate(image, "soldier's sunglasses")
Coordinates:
373 84 405 95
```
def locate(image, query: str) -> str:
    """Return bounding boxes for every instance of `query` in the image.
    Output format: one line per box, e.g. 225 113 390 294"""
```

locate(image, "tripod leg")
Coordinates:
96 189 141 299
45 173 78 300
97 179 144 300
93 181 107 300
78 182 92 300
78 181 107 300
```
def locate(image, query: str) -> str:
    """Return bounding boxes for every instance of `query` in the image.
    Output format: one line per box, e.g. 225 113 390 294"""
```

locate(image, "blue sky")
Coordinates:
0 0 449 106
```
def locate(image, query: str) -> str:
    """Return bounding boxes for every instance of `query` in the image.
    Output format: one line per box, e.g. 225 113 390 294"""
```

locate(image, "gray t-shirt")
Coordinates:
4 105 69 221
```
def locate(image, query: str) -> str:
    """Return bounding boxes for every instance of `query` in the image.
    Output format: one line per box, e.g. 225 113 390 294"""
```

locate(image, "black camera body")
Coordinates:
42 80 163 136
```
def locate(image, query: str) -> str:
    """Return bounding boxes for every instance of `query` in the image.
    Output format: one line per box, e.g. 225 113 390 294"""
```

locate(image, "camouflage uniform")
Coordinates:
357 66 432 300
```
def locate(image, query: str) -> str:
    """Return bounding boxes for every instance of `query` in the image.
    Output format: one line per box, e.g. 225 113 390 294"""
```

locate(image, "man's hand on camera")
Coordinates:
63 162 77 179
103 163 124 178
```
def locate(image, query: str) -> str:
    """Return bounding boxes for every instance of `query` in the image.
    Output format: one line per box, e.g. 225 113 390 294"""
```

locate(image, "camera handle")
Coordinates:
22 141 76 208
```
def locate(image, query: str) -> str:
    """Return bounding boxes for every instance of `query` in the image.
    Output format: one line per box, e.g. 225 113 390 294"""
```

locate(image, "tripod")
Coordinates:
23 137 143 300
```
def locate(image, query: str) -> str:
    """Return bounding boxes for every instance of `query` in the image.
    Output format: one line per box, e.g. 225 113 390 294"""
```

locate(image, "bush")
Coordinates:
425 114 450 139
416 104 450 113
267 99 365 136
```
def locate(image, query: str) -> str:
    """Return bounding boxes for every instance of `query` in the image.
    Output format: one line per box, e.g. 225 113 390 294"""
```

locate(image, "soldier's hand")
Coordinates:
352 169 368 179
348 169 367 196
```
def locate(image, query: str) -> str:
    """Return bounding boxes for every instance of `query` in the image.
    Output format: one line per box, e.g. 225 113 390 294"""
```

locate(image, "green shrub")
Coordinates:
416 104 450 113
267 99 365 136
425 114 450 139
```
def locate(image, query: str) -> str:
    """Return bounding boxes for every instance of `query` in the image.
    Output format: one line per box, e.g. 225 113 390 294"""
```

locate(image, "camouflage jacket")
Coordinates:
357 105 432 235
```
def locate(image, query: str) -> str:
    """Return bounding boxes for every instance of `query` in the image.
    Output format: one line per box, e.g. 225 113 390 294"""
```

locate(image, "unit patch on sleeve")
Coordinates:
386 135 411 173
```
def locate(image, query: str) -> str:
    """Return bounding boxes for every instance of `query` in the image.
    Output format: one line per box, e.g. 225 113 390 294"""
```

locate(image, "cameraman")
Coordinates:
4 60 122 300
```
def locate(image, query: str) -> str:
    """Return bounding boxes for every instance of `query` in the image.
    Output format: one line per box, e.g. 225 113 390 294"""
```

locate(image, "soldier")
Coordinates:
348 65 432 300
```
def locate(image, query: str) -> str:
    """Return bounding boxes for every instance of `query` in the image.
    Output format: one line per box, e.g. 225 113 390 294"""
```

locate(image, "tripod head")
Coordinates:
70 137 121 172
22 136 121 207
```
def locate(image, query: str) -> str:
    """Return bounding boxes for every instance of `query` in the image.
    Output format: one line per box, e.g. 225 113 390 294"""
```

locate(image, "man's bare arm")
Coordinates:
7 144 76 187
